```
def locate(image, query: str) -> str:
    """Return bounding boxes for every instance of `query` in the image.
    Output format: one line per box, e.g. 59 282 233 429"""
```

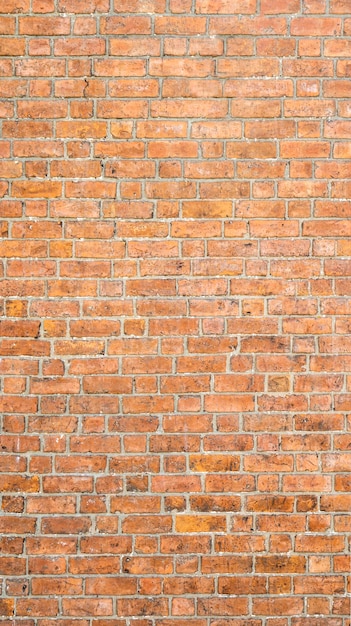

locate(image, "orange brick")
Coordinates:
1 2 349 621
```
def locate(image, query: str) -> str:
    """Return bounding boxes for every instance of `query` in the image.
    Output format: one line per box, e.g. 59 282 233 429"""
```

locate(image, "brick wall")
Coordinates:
1 0 350 623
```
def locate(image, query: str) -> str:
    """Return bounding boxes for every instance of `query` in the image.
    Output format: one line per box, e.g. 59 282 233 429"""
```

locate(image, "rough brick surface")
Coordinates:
0 0 350 623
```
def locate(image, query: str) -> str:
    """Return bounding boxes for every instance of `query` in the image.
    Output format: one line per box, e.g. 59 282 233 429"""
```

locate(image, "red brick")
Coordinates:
100 16 151 34
62 599 113 616
261 0 299 11
117 598 168 617
155 16 206 33
1 2 349 621
32 577 83 596
218 58 279 78
198 597 248 616
283 59 333 77
17 599 58 616
253 598 303 616
85 577 137 595
54 38 105 56
209 16 286 34
291 17 341 35
58 0 109 9
196 0 256 11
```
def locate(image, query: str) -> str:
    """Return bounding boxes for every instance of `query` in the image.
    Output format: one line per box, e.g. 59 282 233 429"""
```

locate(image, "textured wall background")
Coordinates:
0 0 351 623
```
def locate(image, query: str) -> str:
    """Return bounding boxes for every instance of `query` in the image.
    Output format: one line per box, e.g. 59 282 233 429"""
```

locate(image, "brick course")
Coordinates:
0 0 350 623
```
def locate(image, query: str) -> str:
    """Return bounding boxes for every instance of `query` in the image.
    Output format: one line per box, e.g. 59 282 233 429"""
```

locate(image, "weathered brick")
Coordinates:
1 1 348 622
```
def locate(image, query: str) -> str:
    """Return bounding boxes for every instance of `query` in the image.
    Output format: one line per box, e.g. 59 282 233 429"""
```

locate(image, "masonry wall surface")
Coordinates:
0 0 351 623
